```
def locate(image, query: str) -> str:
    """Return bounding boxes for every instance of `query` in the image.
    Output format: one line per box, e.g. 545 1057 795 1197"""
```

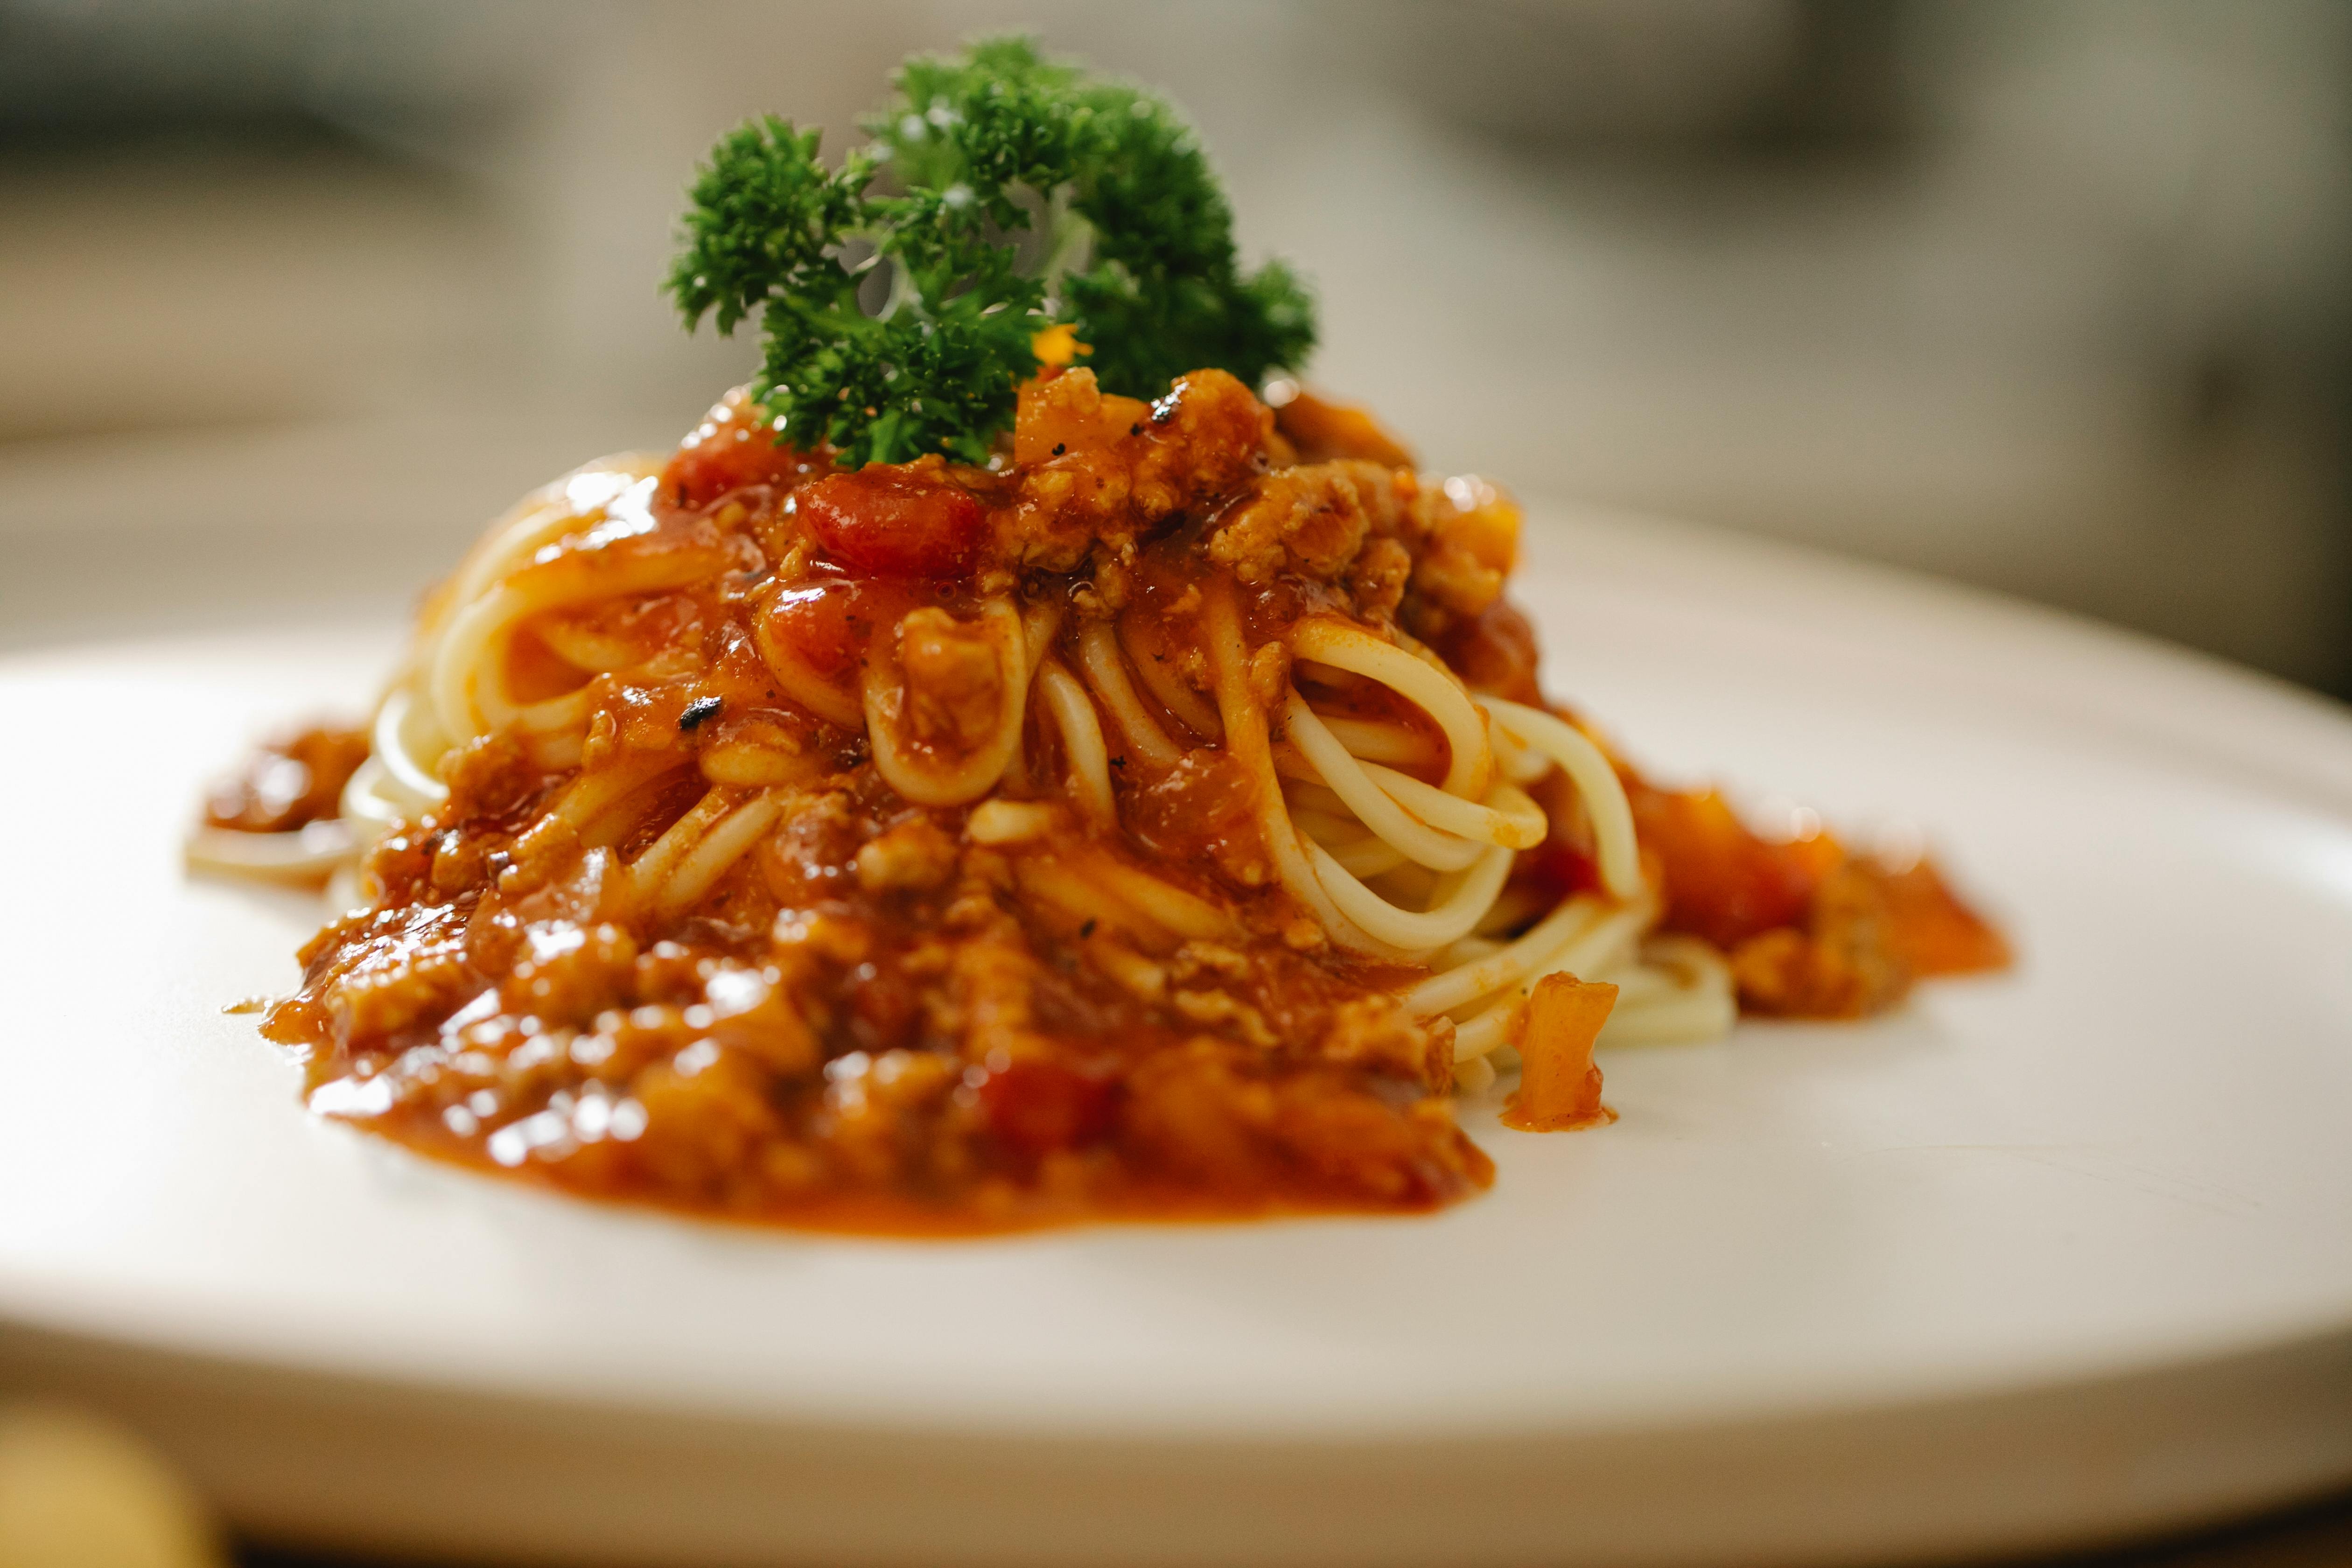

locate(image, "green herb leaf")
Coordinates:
666 35 1317 469
667 118 866 337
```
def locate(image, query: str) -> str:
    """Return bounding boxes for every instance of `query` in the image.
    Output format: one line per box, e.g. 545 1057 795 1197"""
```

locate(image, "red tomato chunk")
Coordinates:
799 469 985 578
759 578 909 679
663 393 807 511
979 1059 1118 1159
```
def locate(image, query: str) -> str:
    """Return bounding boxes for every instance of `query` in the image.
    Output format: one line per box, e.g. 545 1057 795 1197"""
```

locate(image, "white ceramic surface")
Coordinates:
1 504 2349 1567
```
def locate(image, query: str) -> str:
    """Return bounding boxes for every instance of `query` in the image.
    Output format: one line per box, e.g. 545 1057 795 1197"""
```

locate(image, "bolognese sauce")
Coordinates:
207 371 2002 1233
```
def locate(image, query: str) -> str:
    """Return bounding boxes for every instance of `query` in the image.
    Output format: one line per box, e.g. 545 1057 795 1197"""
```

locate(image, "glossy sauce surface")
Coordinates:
245 374 2001 1233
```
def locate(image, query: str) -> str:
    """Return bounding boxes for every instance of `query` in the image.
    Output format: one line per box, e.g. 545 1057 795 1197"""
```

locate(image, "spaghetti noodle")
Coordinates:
196 372 2004 1232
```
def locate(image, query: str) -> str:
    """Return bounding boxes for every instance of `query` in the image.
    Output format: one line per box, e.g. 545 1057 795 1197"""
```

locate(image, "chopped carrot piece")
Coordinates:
1876 859 2011 976
1502 974 1618 1132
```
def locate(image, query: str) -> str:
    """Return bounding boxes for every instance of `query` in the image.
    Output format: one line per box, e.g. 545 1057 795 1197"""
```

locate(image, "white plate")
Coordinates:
2 502 2349 1568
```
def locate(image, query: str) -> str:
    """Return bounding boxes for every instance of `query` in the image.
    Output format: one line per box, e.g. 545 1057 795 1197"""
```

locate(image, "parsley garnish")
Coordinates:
665 36 1316 468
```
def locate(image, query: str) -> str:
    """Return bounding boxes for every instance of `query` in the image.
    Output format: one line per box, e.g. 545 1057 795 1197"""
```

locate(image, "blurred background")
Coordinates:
0 0 2346 695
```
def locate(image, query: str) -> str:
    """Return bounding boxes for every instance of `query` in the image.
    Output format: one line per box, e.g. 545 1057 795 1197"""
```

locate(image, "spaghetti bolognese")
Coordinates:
192 38 2004 1232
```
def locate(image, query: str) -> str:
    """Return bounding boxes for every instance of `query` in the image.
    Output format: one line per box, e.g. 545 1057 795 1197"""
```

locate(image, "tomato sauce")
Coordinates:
233 371 2003 1234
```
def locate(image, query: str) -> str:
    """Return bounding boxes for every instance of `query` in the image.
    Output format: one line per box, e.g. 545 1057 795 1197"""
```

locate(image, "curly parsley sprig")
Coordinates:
665 36 1316 468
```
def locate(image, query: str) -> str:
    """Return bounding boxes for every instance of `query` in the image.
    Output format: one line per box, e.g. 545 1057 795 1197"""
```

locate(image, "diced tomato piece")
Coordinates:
1630 783 1837 951
978 1059 1118 1158
1520 837 1600 903
662 390 807 511
799 468 985 579
756 577 910 680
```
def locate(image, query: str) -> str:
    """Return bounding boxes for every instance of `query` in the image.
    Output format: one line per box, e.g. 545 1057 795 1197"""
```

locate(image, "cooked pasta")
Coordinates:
193 369 2005 1233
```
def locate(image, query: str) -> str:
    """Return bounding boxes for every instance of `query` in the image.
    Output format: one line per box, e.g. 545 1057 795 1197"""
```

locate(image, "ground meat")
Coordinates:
204 724 371 834
503 920 638 1020
1397 477 1520 635
1731 862 1914 1017
628 1043 785 1201
854 815 959 893
1316 995 1449 1092
294 901 478 1047
756 791 857 903
1206 461 1394 584
1004 368 1273 573
1344 537 1414 623
896 608 1004 748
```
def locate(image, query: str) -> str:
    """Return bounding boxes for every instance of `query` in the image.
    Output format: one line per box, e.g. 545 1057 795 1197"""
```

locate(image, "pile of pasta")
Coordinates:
194 369 2002 1229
